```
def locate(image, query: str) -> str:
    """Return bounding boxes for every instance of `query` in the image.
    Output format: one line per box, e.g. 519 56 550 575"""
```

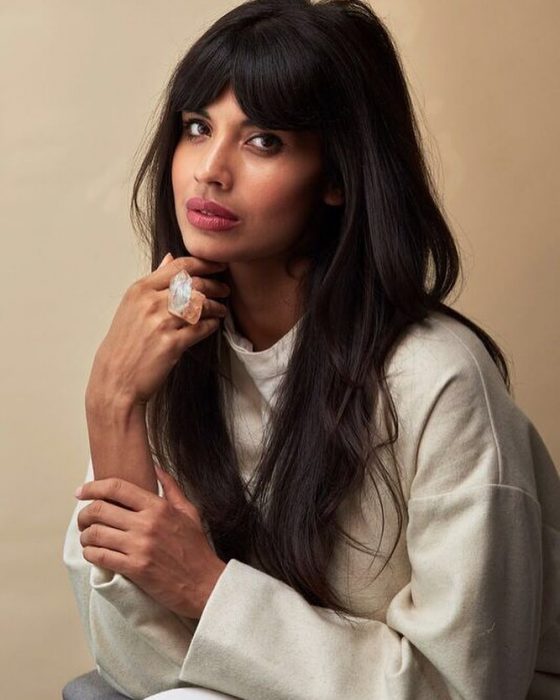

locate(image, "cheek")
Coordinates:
252 166 323 222
171 146 188 195
170 153 179 190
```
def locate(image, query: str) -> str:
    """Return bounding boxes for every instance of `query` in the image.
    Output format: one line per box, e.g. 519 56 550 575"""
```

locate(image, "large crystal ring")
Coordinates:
167 270 206 325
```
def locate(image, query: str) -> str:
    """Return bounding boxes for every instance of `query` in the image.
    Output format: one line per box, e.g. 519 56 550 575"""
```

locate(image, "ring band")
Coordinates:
167 270 206 324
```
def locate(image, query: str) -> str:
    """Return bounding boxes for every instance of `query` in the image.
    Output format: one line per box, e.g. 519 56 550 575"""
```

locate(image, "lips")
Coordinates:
186 197 239 221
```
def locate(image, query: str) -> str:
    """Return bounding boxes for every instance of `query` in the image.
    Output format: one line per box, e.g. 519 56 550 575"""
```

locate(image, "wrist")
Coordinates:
85 387 144 423
196 559 227 618
85 347 142 418
84 393 157 493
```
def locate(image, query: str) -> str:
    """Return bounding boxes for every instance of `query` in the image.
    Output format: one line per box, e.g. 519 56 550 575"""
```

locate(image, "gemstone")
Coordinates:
168 270 205 324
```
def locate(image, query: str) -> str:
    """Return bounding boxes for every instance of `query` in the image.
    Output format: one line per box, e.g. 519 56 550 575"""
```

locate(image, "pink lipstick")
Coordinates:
186 196 241 232
186 208 241 231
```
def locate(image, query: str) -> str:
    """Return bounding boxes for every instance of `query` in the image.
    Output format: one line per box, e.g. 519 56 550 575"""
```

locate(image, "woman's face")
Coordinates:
171 85 340 265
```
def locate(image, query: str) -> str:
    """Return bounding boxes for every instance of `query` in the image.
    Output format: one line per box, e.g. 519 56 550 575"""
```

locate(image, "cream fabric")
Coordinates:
63 310 560 699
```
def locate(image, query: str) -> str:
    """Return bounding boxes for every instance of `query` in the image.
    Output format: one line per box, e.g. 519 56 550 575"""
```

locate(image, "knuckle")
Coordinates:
172 257 191 274
80 524 98 546
91 500 104 517
205 317 221 331
134 554 151 574
158 333 181 359
142 293 160 314
159 322 178 339
190 276 202 292
89 524 100 543
140 514 158 537
209 300 227 317
141 535 155 556
129 279 146 297
96 549 109 568
154 499 168 516
108 478 123 496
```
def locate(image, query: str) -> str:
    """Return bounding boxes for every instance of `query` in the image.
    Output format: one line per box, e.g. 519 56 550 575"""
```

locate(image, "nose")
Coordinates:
193 139 234 188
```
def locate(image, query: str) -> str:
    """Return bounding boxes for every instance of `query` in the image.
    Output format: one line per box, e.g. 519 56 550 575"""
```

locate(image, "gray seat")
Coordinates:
62 670 132 700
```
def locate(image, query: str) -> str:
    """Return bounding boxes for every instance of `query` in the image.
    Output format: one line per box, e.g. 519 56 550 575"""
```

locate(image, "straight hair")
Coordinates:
130 0 511 621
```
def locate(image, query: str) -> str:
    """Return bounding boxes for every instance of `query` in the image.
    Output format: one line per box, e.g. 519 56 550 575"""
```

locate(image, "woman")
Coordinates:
63 0 560 698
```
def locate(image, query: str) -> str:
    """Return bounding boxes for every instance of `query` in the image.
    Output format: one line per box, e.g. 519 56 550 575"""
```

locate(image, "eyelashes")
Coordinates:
180 118 284 154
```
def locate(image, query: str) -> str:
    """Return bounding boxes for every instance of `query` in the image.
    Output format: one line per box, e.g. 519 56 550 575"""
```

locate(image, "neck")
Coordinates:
223 257 310 351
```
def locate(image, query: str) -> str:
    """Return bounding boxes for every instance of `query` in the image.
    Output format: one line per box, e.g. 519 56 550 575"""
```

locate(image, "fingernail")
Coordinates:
74 486 83 498
157 253 173 269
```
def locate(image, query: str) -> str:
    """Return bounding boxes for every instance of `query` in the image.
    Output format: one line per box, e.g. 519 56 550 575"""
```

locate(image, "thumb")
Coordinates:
157 252 174 269
155 466 203 525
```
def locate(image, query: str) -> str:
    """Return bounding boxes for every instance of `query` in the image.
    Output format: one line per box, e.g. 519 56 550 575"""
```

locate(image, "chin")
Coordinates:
181 238 228 264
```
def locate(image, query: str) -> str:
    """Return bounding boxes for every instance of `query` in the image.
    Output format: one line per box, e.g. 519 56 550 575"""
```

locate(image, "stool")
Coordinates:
62 670 131 700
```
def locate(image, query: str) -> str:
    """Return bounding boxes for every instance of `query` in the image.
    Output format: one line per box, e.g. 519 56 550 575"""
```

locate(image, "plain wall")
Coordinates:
1 1 558 698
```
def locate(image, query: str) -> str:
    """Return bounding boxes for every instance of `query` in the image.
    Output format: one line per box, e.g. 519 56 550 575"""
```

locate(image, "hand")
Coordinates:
86 253 231 407
76 466 227 619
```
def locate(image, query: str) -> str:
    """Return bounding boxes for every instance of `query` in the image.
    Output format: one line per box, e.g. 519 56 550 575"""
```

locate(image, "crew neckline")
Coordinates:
222 308 303 380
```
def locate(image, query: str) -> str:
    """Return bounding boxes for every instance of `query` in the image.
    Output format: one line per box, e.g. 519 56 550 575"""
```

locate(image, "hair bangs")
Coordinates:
229 24 328 132
170 14 332 134
169 34 236 118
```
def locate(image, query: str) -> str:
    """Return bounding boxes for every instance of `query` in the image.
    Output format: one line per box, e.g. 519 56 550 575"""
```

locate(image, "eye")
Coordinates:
180 118 283 153
182 118 208 139
252 133 282 152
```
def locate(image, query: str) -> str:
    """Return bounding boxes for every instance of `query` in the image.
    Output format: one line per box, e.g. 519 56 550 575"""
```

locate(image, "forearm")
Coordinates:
85 395 158 494
63 494 197 700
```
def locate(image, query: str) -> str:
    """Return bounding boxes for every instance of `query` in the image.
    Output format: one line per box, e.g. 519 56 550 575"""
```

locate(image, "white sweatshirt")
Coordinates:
63 310 560 699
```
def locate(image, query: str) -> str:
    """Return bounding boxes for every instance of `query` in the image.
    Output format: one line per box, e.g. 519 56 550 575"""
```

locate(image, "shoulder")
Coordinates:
385 310 511 430
384 311 539 499
386 310 506 390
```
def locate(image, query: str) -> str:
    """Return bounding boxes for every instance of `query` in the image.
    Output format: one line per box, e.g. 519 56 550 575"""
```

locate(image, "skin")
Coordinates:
76 467 226 619
171 84 343 351
79 256 233 616
75 87 343 617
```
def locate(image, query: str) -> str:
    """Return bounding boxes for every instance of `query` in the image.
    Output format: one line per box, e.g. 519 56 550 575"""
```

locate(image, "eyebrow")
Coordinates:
182 107 260 129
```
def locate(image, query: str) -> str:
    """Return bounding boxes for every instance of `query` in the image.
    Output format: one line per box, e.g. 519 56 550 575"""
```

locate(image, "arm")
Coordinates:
179 493 541 700
69 391 203 697
85 392 158 494
64 255 230 697
175 347 546 699
63 457 204 700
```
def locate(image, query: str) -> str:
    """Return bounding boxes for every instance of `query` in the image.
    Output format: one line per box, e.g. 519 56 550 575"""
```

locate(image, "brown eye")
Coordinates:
181 119 208 137
252 133 283 152
181 118 283 154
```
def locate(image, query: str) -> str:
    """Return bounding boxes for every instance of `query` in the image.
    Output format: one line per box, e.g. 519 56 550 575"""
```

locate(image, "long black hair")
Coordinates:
130 0 511 621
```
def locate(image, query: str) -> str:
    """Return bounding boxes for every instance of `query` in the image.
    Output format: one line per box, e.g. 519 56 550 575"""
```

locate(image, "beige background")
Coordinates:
1 1 558 698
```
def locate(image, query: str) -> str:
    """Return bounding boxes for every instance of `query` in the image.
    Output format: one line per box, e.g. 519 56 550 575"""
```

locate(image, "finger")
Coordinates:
157 252 173 269
155 467 203 525
154 466 184 502
153 279 229 318
199 298 228 320
77 499 136 532
82 546 131 575
151 275 230 299
76 478 158 512
175 317 221 342
150 257 228 291
80 523 130 554
190 276 231 299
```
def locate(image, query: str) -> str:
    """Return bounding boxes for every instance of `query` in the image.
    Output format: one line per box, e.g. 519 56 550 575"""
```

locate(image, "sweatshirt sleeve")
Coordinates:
177 344 545 699
62 457 201 699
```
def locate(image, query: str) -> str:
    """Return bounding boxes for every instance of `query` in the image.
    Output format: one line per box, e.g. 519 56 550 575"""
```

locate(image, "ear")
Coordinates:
322 182 344 207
